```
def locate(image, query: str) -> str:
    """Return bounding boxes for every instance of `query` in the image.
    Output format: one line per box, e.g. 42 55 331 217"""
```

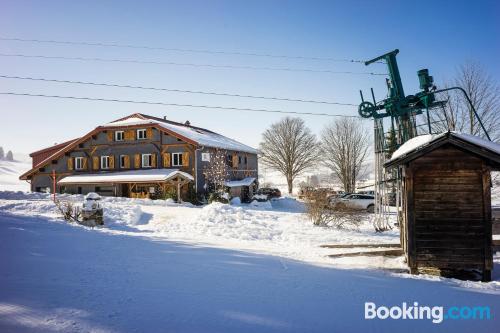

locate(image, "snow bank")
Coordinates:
0 191 144 228
270 197 305 213
230 197 241 205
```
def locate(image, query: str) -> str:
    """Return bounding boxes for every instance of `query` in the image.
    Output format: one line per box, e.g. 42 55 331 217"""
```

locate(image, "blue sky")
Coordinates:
0 0 498 154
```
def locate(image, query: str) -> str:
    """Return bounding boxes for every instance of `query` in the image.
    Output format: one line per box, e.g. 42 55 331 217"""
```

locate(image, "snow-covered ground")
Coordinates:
0 191 401 269
1 198 499 332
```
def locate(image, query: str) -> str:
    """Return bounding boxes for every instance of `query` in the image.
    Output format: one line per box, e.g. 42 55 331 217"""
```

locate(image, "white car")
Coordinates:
335 193 375 213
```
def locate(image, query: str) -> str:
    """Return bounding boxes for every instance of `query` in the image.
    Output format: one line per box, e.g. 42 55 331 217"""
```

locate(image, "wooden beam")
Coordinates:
320 243 401 249
327 249 403 258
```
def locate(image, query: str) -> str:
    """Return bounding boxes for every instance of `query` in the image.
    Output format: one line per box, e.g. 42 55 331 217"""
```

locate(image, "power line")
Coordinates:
0 36 377 64
0 91 363 118
0 53 387 76
0 74 358 106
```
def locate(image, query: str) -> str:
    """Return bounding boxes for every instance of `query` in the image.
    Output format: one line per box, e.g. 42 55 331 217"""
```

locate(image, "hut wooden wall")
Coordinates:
402 144 492 279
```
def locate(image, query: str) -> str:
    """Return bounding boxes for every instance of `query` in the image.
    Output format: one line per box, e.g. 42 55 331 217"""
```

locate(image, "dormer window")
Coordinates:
137 129 147 140
115 131 124 141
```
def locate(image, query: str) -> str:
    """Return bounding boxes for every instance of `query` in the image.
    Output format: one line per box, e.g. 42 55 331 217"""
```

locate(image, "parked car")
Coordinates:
81 192 104 225
333 193 375 213
253 187 281 201
328 192 351 204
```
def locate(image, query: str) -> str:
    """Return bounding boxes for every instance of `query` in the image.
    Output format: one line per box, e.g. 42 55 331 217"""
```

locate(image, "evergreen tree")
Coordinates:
6 150 14 161
0 146 4 159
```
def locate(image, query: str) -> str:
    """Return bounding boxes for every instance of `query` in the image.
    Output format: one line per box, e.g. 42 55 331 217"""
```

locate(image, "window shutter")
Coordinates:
67 158 73 171
182 152 189 167
232 154 238 168
93 156 99 170
134 154 140 168
109 156 115 169
82 157 88 170
163 153 171 167
124 155 130 168
151 153 157 167
107 131 114 142
125 130 135 140
146 128 153 139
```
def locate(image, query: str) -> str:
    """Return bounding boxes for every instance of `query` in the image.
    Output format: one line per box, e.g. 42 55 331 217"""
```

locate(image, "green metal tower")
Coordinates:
358 49 491 231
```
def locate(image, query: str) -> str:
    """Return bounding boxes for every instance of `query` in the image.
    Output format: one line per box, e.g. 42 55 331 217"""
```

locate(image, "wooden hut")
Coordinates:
385 132 500 281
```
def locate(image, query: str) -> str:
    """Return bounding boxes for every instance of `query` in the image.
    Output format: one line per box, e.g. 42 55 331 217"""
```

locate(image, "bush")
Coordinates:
305 192 362 229
163 188 177 201
185 184 200 205
208 191 229 204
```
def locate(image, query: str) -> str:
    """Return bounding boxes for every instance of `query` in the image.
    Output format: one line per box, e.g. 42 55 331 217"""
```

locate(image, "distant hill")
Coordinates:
0 159 32 192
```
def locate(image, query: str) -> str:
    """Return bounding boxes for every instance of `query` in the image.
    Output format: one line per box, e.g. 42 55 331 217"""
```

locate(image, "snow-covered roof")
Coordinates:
387 131 500 166
225 177 256 187
58 169 194 184
106 115 258 154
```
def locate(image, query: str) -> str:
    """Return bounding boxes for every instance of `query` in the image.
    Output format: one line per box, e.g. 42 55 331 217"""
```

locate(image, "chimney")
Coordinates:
163 116 167 120
185 120 191 126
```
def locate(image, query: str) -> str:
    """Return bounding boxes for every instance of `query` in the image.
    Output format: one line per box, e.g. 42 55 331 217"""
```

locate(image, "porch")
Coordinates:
58 169 194 201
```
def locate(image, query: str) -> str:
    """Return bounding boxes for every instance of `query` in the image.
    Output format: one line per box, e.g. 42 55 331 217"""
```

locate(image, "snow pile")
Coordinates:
249 200 273 209
230 197 241 205
104 204 143 226
165 203 283 241
270 197 305 212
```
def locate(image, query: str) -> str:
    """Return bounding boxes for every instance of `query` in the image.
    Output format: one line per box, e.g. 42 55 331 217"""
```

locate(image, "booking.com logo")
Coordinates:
365 302 491 324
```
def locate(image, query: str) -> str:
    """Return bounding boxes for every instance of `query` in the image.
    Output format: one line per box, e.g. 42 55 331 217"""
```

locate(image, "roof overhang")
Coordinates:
57 169 194 185
385 132 500 170
225 177 256 188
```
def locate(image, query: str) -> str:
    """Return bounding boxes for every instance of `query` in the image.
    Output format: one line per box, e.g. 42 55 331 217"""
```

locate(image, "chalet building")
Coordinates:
20 113 258 201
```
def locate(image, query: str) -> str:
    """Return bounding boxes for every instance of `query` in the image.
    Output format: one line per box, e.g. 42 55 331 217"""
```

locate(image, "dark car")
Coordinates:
255 188 281 200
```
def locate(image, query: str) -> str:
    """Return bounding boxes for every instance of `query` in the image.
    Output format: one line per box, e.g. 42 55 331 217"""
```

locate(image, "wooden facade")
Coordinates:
20 113 259 201
385 133 500 281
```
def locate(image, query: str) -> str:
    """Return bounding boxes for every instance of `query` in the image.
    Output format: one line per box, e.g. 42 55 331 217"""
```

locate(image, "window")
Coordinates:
172 152 183 166
201 152 210 162
137 129 147 140
244 156 248 164
226 154 232 164
101 156 110 169
120 155 127 168
142 154 152 168
75 157 84 170
115 131 124 141
238 156 242 164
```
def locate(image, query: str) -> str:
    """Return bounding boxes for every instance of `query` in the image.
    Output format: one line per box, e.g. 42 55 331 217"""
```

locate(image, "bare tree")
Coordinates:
430 61 500 140
259 117 319 194
203 148 230 201
321 118 369 193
